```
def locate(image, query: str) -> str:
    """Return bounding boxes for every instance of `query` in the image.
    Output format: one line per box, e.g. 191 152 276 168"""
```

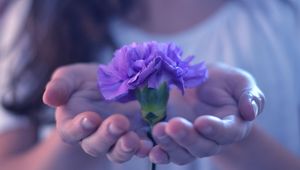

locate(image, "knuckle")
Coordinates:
230 128 244 143
96 136 116 152
107 153 129 163
57 120 85 144
100 133 122 151
233 123 251 142
203 144 220 157
104 127 123 143
52 66 69 78
158 140 176 152
181 137 198 149
112 114 129 125
187 133 201 145
81 141 102 157
60 135 74 144
174 157 194 165
206 145 221 156
159 143 172 151
193 142 219 157
59 129 77 144
210 124 222 141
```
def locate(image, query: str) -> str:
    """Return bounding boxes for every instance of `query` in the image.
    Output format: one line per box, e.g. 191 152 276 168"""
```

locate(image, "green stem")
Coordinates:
147 126 156 170
151 163 156 170
135 83 169 170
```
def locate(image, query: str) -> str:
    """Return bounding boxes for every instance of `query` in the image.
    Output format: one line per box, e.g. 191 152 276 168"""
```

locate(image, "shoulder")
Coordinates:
232 0 300 62
236 0 300 28
0 109 31 134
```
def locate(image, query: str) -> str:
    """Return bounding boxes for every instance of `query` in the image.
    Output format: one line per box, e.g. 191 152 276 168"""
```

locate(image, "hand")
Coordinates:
149 63 265 165
43 63 152 163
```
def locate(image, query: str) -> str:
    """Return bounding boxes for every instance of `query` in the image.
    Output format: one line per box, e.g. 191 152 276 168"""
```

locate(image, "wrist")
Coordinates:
39 130 108 169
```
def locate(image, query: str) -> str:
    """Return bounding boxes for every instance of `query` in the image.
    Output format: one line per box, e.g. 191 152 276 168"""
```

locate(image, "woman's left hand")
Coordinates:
149 63 265 165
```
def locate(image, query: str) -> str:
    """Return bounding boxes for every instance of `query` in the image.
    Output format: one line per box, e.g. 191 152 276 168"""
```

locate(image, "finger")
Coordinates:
43 67 79 107
238 87 265 120
164 117 220 158
149 145 169 164
136 139 153 158
43 64 99 107
107 131 140 163
81 114 129 157
194 115 252 145
228 69 265 120
56 111 101 144
152 122 195 165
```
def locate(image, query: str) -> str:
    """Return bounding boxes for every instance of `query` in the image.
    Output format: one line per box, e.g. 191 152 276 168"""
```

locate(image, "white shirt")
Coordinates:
108 0 300 169
0 0 299 170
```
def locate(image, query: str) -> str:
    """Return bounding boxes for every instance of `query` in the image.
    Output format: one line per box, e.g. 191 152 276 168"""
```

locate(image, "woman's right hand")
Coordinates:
43 63 153 163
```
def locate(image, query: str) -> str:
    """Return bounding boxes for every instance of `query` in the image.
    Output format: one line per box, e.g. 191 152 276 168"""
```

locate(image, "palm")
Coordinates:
166 64 243 121
57 74 149 137
46 63 263 164
196 77 238 118
55 63 253 138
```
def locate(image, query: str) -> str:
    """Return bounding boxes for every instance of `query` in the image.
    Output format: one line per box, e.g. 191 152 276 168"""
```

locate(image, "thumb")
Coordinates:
229 69 265 121
43 77 75 107
43 64 99 107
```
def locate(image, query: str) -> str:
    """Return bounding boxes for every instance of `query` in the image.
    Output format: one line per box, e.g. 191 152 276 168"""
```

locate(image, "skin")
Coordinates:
0 123 109 170
213 126 300 170
125 0 228 34
42 63 264 165
0 0 299 169
1 63 298 170
42 64 299 170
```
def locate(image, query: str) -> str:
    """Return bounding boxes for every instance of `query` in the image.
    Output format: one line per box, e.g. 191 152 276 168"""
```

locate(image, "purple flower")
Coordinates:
98 41 208 101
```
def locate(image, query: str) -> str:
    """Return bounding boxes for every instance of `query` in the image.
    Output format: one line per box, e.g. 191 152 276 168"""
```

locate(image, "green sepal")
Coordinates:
135 83 169 126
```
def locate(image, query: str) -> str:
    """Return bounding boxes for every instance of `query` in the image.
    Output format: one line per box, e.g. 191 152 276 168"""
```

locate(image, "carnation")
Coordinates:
98 41 207 170
98 41 208 102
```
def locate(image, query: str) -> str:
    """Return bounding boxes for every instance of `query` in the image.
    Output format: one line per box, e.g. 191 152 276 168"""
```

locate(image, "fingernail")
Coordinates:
155 130 171 144
136 140 153 158
108 123 124 135
157 134 170 144
150 150 169 164
141 139 153 148
121 140 134 153
177 128 187 139
81 117 97 130
201 126 213 136
251 100 258 117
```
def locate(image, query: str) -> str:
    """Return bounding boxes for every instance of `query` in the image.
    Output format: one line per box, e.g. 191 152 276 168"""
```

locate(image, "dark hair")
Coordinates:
0 0 132 115
1 0 297 116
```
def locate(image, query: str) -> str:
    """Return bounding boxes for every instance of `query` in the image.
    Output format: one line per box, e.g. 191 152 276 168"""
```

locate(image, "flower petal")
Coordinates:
97 41 208 101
